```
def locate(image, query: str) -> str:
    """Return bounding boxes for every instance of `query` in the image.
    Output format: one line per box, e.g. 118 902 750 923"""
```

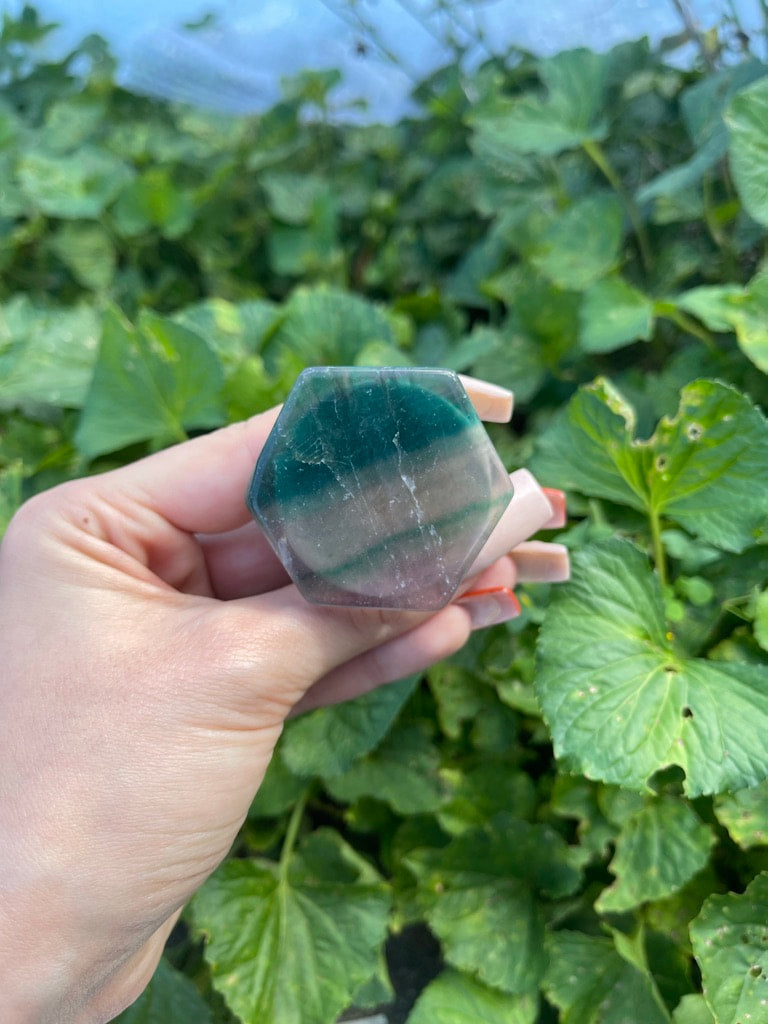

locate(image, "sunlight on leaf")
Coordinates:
75 308 225 457
691 873 768 1024
537 540 768 795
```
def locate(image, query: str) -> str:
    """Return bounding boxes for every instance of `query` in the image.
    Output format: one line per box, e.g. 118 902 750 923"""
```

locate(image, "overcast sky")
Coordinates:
4 0 766 120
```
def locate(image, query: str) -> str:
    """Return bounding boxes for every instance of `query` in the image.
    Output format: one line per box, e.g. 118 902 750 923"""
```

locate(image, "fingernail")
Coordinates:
457 586 521 629
542 488 567 528
467 469 553 576
458 374 514 423
512 541 571 583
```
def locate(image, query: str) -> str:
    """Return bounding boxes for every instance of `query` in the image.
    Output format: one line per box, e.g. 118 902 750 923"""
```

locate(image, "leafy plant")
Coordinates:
1 6 768 1023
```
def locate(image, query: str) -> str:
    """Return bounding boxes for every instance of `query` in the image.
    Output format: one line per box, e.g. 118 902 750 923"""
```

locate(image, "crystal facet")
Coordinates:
246 366 513 609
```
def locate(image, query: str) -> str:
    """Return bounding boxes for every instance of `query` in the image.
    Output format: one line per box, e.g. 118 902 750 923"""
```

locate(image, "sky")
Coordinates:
3 0 767 121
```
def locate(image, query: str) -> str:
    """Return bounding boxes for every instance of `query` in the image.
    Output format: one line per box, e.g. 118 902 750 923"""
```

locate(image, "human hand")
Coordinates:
0 383 567 1024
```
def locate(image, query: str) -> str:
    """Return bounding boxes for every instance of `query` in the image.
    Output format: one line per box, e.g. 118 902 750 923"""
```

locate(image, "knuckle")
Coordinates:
335 604 417 647
2 480 91 551
3 490 57 548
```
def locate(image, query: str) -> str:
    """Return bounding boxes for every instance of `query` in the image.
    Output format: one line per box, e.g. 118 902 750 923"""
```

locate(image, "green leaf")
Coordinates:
268 201 340 278
470 48 609 158
325 722 444 815
248 752 306 819
49 222 116 291
351 947 394 1010
75 309 226 458
267 285 400 368
112 169 196 239
531 194 624 290
17 146 133 219
261 171 331 225
111 957 212 1023
173 299 281 369
714 779 768 849
727 76 768 226
530 378 768 553
672 994 715 1024
543 929 671 1024
407 969 537 1024
579 277 654 352
438 763 537 835
191 830 391 1024
0 297 100 407
407 813 581 995
536 539 768 795
471 325 547 406
281 676 418 778
690 872 768 1024
677 273 768 374
639 60 767 203
649 384 768 551
0 461 23 537
42 97 107 153
549 776 617 860
596 797 715 912
428 661 485 739
756 588 768 652
529 377 651 511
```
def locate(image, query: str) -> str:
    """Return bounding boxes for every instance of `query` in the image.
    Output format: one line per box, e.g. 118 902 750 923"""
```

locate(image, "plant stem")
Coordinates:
656 304 718 351
582 139 654 276
702 174 740 280
279 787 310 879
588 497 608 527
649 506 668 589
670 0 717 69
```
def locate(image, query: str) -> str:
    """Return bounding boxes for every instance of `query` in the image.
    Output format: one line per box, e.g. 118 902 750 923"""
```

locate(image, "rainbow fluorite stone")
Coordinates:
247 367 513 609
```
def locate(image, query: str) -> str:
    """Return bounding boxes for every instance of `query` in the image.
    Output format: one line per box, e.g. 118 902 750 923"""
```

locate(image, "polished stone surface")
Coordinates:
247 367 513 609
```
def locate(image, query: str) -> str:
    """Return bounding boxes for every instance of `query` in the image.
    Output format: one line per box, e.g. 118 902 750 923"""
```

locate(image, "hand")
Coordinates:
0 393 567 1024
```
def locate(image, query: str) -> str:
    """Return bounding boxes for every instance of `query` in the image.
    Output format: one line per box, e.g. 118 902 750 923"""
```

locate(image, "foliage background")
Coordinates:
2 5 768 1023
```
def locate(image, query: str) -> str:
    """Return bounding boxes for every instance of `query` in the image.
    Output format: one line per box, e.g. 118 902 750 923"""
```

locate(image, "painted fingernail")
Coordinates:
457 586 521 629
458 374 514 423
542 488 567 528
467 469 553 576
512 541 571 583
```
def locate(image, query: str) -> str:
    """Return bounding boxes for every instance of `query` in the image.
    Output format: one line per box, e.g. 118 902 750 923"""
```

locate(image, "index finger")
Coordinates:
115 407 281 534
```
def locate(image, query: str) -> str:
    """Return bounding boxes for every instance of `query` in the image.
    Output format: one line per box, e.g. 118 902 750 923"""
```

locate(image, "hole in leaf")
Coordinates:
655 455 668 471
686 423 703 440
664 665 679 673
648 764 686 795
682 706 693 718
750 965 762 978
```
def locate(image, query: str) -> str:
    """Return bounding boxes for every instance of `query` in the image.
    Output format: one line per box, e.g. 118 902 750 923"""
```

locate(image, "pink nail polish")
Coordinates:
457 586 521 629
458 374 514 423
542 488 567 529
512 541 571 583
466 469 554 577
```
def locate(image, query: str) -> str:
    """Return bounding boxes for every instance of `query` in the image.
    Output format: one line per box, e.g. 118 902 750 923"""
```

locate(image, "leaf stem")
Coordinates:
279 787 310 879
649 506 668 589
670 0 718 69
658 306 718 352
582 139 653 276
